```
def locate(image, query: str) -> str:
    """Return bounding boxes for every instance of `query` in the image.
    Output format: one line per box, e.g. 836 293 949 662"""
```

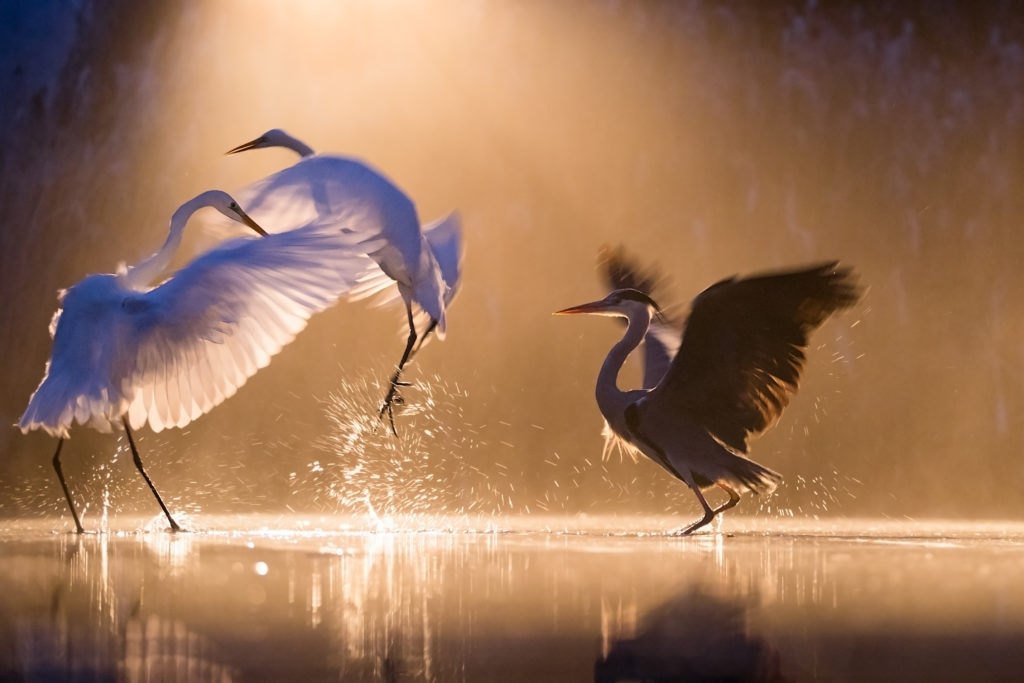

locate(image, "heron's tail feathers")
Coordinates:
720 452 783 496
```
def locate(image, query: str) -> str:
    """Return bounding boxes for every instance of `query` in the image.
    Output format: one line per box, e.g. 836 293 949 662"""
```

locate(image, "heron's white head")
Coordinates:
555 288 662 319
191 189 267 236
226 128 314 157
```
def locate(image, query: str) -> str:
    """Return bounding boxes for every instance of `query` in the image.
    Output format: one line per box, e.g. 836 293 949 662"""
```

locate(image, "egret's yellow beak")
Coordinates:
226 135 267 155
237 208 267 236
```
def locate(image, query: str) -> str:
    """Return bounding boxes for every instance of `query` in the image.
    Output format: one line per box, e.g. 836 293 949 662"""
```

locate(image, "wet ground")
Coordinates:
1 515 1023 682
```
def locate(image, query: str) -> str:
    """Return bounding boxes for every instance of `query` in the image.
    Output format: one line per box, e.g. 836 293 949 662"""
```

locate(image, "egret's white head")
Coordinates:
226 128 287 154
226 128 313 157
555 288 662 319
192 189 267 236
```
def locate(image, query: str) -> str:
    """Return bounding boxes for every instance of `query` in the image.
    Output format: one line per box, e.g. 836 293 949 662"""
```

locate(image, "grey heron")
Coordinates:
557 249 861 534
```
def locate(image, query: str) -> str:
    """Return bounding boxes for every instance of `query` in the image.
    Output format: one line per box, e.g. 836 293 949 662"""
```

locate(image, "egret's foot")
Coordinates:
378 382 408 437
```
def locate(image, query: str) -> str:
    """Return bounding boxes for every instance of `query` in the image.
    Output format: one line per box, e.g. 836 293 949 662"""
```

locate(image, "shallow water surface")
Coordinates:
1 516 1023 682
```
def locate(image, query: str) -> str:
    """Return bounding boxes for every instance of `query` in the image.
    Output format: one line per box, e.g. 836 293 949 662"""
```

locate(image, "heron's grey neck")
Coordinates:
596 308 651 417
122 196 201 289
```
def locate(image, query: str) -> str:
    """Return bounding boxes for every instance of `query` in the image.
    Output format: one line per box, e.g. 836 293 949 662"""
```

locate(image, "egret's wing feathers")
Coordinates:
19 277 135 437
423 211 464 304
641 262 861 453
230 156 411 246
598 244 681 390
120 220 375 432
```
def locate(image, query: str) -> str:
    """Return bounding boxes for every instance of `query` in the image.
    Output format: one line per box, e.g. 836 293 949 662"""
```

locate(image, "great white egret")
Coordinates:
223 128 463 434
20 190 378 533
557 251 861 534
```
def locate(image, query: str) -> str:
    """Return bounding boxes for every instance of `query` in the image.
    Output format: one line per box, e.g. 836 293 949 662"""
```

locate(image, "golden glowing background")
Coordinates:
1 2 1021 520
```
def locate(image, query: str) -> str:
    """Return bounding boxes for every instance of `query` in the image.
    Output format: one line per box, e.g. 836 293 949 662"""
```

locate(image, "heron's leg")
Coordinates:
122 419 181 532
378 304 419 436
671 482 717 536
712 484 741 515
52 439 84 534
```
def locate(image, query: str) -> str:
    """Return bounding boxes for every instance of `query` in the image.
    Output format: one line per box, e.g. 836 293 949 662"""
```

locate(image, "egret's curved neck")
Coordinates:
122 195 206 290
280 132 315 158
596 307 651 410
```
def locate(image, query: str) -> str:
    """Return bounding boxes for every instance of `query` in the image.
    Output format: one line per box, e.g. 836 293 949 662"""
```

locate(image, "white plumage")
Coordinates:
22 203 375 438
20 189 378 532
222 128 463 433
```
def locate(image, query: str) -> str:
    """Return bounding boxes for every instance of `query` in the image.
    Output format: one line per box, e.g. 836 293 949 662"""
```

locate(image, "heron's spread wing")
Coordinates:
599 244 664 296
120 220 377 432
598 244 681 389
642 262 861 453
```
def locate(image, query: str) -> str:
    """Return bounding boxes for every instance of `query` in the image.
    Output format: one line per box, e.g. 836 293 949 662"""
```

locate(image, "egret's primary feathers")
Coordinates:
20 189 377 532
223 128 463 433
558 249 861 534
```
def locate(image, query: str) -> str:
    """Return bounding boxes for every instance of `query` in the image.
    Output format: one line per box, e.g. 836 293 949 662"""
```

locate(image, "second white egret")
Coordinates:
223 128 463 434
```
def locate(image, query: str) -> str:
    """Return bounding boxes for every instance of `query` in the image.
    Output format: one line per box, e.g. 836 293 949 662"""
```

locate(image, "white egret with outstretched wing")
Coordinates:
20 190 378 533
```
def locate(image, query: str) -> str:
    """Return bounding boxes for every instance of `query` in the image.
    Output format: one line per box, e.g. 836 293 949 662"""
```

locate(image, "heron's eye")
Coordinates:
229 202 239 211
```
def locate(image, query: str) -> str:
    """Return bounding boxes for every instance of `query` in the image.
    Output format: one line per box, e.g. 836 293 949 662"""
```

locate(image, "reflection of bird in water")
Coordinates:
557 247 861 534
20 190 374 533
223 128 463 435
595 587 787 682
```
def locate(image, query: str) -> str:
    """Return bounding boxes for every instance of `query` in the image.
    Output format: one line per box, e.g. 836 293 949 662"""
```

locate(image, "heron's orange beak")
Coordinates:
226 135 267 155
554 300 609 315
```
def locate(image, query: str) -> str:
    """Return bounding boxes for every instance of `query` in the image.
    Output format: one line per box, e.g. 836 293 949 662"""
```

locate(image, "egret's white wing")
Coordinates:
230 156 418 250
338 211 462 346
120 220 379 432
20 275 136 437
423 211 463 303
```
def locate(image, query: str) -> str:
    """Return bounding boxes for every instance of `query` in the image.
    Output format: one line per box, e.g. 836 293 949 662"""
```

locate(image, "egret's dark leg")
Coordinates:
712 484 741 515
122 418 181 532
410 319 438 357
378 304 418 436
51 439 84 534
671 482 717 536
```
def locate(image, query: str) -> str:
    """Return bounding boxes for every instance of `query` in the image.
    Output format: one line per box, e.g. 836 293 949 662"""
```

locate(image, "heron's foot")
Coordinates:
669 511 716 536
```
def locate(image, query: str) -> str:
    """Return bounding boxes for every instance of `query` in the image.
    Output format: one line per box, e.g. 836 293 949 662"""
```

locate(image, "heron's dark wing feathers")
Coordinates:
599 245 682 389
645 262 860 453
600 244 665 296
